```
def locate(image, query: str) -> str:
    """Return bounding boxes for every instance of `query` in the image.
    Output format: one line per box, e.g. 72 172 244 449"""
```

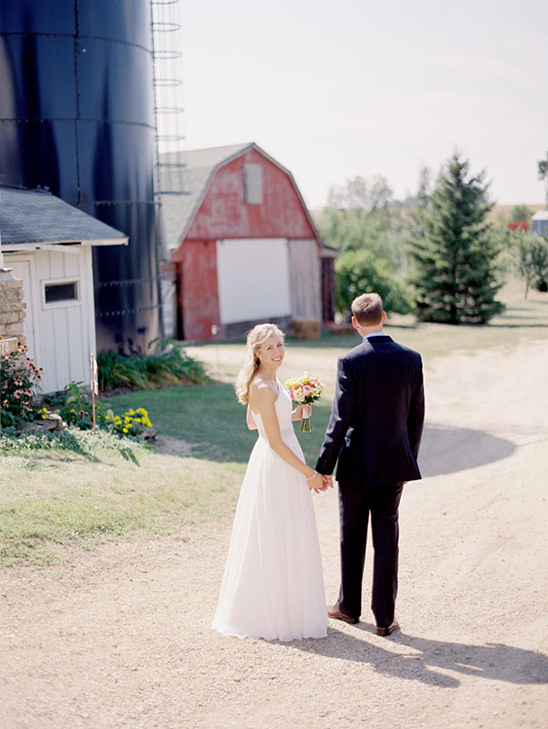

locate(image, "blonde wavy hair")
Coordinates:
234 323 285 404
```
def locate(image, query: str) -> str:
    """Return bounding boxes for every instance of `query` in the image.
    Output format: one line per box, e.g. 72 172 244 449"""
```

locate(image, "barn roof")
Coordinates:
159 142 323 251
0 187 127 250
160 143 250 251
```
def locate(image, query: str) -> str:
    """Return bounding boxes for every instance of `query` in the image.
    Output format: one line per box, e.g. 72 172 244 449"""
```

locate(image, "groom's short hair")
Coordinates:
352 293 383 325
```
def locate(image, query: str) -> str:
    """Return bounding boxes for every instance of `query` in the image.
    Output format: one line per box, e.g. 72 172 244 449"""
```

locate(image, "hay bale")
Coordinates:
291 318 321 340
327 322 356 336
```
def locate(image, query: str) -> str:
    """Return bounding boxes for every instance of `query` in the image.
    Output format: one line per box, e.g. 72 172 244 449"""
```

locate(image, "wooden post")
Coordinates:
211 324 220 381
0 337 20 438
90 353 99 435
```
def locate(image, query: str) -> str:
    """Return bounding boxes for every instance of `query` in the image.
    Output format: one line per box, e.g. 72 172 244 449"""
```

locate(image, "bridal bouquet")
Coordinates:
284 372 324 432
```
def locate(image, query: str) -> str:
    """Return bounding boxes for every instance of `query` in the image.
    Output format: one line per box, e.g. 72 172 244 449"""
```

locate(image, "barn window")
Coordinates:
243 164 263 205
43 280 80 305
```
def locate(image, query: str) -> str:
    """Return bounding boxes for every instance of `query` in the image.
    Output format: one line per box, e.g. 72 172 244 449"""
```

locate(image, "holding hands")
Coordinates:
290 391 332 494
307 471 333 493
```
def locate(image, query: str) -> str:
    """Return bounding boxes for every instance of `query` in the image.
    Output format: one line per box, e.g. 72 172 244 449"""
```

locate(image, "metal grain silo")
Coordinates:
0 0 161 352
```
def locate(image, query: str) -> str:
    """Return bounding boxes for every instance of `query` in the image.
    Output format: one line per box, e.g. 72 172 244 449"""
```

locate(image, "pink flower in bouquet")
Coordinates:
284 372 324 432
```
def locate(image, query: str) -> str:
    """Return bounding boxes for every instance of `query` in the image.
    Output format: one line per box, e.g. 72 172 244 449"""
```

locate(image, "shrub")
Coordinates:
55 382 96 430
335 249 411 320
515 232 548 297
0 344 42 428
103 407 153 437
97 339 209 392
44 382 153 438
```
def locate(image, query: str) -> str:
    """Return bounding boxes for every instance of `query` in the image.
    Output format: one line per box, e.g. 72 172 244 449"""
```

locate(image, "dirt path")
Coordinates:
1 341 548 729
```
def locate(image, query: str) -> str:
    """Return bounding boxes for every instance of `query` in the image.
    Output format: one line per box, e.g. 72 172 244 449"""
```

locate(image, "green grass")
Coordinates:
102 384 256 462
0 430 243 568
1 276 546 569
289 278 548 359
101 384 333 465
0 393 333 568
184 278 548 379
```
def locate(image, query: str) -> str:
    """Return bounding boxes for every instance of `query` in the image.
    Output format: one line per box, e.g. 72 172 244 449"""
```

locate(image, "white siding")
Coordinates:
287 238 322 319
216 238 291 325
6 247 96 394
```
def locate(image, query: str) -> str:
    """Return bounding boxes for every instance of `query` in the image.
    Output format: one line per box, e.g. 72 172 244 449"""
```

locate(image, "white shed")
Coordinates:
531 210 548 237
0 187 127 394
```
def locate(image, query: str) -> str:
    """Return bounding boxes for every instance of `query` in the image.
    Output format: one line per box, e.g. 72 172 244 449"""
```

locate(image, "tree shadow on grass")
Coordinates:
488 320 548 328
114 383 518 475
292 626 548 688
151 419 516 481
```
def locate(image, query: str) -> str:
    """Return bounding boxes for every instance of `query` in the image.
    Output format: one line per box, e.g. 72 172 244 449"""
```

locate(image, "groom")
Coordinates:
316 293 425 636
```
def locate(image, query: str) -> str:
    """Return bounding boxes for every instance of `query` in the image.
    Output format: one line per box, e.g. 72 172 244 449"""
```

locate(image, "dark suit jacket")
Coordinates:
315 335 425 487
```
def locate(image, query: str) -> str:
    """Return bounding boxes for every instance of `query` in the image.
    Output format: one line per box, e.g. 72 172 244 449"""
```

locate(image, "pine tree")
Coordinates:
409 154 505 324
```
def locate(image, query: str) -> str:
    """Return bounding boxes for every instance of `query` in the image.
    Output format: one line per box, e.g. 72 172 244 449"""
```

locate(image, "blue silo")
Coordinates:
0 0 161 352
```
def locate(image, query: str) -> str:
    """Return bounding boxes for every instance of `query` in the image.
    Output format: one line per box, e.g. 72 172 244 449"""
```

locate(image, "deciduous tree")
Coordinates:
516 232 548 297
335 249 410 320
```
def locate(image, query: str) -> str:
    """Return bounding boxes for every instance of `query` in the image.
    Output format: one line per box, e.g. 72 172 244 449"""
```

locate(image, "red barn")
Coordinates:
160 143 336 341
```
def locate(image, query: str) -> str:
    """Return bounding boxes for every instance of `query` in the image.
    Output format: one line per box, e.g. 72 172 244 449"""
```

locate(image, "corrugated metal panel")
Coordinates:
0 0 160 353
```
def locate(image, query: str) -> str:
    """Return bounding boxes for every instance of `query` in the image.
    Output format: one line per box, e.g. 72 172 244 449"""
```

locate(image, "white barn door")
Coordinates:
216 238 291 324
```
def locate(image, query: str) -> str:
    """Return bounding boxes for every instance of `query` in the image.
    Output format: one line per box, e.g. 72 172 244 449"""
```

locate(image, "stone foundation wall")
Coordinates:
0 269 26 343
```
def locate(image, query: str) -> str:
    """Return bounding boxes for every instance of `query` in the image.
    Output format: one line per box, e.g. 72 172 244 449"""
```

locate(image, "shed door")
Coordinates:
216 238 291 324
3 255 40 366
35 248 95 394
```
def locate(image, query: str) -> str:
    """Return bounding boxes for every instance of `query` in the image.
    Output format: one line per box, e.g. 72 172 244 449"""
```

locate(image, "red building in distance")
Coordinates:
160 143 336 341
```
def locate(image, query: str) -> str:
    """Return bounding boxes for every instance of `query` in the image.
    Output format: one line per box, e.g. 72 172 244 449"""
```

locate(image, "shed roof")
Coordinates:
532 210 548 221
0 187 127 250
159 142 323 251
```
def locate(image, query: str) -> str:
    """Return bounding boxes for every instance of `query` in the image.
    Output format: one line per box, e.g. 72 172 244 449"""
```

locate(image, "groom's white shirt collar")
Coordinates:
364 332 385 341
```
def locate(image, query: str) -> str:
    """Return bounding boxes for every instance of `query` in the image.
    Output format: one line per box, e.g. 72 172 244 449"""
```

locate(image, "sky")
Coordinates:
177 0 548 210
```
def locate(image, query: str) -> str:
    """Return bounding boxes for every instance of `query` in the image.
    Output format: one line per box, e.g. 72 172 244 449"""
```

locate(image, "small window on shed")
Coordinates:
243 164 263 205
44 280 80 305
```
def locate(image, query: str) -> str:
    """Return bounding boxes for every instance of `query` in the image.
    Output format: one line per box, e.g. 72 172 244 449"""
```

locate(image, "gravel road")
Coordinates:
1 340 547 729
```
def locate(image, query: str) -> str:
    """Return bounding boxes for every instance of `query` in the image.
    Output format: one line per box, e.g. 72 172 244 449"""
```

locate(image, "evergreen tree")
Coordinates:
409 154 505 324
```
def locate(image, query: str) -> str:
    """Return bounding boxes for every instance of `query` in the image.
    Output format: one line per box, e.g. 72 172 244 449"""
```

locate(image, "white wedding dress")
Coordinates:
212 383 328 641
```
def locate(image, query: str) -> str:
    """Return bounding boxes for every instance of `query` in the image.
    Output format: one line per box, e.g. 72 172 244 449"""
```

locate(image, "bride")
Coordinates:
212 323 329 641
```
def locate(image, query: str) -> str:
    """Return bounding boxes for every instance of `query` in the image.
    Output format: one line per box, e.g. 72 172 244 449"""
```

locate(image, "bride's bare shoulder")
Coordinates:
249 377 275 403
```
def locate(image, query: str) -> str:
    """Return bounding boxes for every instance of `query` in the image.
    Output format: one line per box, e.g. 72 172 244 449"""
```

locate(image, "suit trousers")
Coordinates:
337 481 404 627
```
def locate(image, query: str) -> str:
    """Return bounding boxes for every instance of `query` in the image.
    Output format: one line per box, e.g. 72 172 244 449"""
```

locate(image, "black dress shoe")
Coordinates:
376 620 400 637
327 604 359 624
